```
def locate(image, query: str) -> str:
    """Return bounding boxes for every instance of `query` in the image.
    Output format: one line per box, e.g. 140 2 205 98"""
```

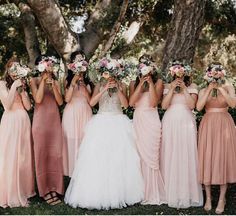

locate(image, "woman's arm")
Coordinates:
129 79 144 107
218 85 236 108
0 80 22 110
117 83 129 108
148 78 164 107
52 80 63 106
30 74 48 104
196 83 216 111
64 75 80 103
181 83 198 110
20 90 31 111
89 83 107 107
161 80 179 110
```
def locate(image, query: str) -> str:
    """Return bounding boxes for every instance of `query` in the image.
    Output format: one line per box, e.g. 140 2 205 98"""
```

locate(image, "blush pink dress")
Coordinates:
62 85 92 177
0 81 35 208
32 82 64 197
198 92 236 185
161 87 203 208
133 92 165 205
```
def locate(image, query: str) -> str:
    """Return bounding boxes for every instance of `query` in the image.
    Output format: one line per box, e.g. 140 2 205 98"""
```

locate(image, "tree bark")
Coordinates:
27 0 79 60
18 3 41 67
79 0 121 58
162 0 206 71
99 0 129 58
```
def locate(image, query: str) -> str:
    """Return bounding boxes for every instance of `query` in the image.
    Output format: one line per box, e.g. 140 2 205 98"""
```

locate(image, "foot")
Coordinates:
44 193 55 206
51 192 62 205
204 197 212 211
215 199 226 214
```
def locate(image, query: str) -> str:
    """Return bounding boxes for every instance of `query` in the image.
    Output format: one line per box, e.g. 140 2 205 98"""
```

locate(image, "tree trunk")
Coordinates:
162 0 206 71
18 3 41 67
27 0 79 60
99 0 129 58
79 0 121 58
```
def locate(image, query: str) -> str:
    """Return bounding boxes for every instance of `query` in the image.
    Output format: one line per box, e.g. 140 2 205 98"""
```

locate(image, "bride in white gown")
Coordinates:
64 77 144 210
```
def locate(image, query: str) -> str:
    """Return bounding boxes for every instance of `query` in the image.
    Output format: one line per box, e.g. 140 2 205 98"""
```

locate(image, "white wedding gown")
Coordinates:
64 88 144 210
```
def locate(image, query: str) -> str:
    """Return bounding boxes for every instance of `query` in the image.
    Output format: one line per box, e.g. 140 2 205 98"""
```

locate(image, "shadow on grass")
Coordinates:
0 178 235 215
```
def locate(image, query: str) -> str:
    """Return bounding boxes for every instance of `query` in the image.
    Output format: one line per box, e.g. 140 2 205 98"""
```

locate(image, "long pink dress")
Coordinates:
62 85 92 177
32 82 64 197
161 87 203 208
133 92 165 205
0 81 35 208
198 93 236 185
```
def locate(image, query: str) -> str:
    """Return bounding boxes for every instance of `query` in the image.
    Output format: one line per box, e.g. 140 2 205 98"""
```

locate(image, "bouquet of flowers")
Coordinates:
36 56 61 79
67 54 88 75
204 63 226 97
8 62 31 93
137 56 160 89
96 56 129 94
167 60 192 93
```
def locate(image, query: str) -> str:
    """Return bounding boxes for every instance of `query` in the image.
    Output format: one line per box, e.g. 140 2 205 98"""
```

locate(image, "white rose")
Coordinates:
38 64 46 72
141 66 152 76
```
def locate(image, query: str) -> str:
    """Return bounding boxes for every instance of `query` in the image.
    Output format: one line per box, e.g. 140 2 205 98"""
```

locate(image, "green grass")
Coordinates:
0 178 236 215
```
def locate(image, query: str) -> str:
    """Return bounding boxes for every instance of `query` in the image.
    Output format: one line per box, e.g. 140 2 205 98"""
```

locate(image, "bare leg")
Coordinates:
215 184 227 214
204 185 212 211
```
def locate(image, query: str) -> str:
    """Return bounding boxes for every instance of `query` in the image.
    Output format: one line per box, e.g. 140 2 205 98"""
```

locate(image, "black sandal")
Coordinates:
44 193 55 205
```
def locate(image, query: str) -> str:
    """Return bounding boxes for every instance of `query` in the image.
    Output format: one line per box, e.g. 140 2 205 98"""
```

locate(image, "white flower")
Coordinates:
141 66 152 76
107 62 116 70
38 64 46 72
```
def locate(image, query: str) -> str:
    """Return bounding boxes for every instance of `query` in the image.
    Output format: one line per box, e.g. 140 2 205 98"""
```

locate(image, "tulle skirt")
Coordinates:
0 109 35 208
198 109 236 185
65 112 144 210
161 105 203 208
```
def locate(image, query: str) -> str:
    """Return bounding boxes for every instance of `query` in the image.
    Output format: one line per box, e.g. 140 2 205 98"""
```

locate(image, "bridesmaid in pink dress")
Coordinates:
197 77 236 214
161 75 203 208
62 52 92 177
0 58 35 208
30 56 64 205
129 58 165 205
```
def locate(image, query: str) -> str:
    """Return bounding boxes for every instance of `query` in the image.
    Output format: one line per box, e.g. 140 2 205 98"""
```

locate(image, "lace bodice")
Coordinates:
98 87 122 114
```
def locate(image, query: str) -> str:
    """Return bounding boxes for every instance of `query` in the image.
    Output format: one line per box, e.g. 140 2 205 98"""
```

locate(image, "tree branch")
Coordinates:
18 2 41 67
27 0 79 60
98 0 129 58
79 0 121 58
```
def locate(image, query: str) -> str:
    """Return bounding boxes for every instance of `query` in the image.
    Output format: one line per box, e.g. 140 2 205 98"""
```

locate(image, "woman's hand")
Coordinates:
42 72 49 82
170 79 180 91
179 79 187 90
71 74 80 87
13 79 22 88
207 82 218 92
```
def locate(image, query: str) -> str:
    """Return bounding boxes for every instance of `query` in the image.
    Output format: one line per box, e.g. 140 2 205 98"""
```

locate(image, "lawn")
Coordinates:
0 179 236 215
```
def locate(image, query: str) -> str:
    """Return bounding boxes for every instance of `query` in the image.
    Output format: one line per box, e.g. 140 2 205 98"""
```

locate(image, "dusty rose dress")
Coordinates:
161 87 203 208
133 92 165 205
32 83 64 197
198 93 236 185
62 85 92 177
0 81 35 208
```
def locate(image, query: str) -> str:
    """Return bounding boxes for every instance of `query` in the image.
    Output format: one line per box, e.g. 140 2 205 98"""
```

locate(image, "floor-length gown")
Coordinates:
32 83 64 197
133 92 165 205
0 81 35 208
65 87 144 210
62 85 92 177
198 92 236 185
161 87 203 208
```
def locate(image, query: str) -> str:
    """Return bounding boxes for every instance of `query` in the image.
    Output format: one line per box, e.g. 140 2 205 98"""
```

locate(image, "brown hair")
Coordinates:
3 56 19 89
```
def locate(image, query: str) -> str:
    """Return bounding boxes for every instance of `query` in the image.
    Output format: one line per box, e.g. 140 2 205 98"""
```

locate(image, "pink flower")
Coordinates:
139 63 146 69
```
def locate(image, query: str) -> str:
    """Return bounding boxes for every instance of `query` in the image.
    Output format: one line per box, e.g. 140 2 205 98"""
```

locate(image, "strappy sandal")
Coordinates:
44 193 55 206
51 192 62 205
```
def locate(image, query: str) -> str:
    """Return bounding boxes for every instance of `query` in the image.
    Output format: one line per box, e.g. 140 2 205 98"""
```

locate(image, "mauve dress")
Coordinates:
32 84 64 197
198 93 236 185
